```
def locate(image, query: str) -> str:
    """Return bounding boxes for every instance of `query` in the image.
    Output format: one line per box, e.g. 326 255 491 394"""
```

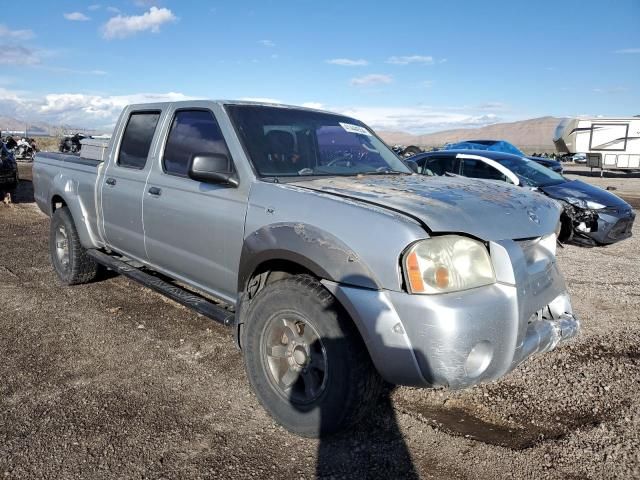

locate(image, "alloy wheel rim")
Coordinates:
55 225 70 269
262 314 328 405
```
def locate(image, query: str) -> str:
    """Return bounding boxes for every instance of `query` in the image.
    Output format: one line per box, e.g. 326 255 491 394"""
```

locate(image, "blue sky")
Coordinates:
0 0 638 132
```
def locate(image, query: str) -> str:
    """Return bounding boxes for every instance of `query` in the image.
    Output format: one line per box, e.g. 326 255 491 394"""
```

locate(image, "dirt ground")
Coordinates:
1 164 638 479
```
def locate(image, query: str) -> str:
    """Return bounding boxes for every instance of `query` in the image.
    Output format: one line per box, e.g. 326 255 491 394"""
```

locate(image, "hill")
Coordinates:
0 115 96 137
378 116 563 154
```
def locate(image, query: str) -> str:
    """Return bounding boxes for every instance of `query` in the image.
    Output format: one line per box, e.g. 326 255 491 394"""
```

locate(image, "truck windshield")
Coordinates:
227 105 411 177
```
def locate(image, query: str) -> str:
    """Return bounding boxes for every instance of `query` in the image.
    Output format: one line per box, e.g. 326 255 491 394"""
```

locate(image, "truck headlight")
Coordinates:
403 236 496 294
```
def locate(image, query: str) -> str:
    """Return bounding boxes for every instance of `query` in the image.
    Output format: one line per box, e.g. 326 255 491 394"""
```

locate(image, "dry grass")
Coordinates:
34 136 61 152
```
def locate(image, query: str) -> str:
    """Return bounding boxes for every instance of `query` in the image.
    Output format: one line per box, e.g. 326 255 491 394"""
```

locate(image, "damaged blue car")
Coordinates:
407 149 635 246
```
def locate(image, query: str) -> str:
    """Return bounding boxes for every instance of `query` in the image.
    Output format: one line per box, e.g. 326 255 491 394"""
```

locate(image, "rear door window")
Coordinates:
163 110 232 177
419 156 459 175
117 111 161 169
461 158 507 181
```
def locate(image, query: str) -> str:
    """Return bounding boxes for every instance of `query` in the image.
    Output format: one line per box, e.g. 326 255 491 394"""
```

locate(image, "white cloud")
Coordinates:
0 45 39 65
259 39 275 47
40 66 107 75
239 97 281 104
38 91 193 126
64 12 91 21
592 86 629 94
106 6 121 13
474 102 508 110
0 24 34 40
326 58 368 67
103 7 176 39
134 0 158 6
301 102 324 110
350 74 393 87
337 106 500 133
0 88 193 128
614 48 640 54
0 88 510 135
386 55 434 65
88 4 102 11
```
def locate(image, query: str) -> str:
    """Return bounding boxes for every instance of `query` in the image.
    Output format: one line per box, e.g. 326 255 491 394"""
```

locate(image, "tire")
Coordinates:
557 213 574 243
4 182 17 194
49 207 99 285
241 275 383 438
8 172 18 192
1 172 18 196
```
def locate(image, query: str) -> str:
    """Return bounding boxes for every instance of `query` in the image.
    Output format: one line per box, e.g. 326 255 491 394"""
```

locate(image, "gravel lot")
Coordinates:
1 164 638 479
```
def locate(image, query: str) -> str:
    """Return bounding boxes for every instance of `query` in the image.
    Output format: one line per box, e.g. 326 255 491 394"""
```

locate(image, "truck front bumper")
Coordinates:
323 240 580 388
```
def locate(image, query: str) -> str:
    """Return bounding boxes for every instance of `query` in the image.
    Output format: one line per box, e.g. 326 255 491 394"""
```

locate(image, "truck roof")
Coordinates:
125 99 336 116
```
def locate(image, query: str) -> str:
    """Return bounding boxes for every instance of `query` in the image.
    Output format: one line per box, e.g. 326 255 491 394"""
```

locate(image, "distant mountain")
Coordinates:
378 116 563 154
0 115 97 136
0 115 53 135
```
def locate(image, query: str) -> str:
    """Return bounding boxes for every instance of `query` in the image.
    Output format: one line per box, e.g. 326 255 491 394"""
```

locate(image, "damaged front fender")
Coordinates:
237 222 380 293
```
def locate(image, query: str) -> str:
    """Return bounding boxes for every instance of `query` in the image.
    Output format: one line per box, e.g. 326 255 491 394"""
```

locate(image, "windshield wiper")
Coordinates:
359 169 408 176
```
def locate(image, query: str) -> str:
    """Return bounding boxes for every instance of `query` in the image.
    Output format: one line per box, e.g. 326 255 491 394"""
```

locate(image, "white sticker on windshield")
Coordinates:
339 122 372 136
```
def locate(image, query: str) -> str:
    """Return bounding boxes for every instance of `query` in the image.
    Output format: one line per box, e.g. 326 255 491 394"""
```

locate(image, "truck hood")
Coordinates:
291 174 561 241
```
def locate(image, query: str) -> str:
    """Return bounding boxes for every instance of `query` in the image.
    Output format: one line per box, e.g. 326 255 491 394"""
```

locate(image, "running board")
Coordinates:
87 249 235 326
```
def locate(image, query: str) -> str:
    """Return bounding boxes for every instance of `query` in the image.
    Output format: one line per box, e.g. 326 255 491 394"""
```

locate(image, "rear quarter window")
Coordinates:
117 111 161 169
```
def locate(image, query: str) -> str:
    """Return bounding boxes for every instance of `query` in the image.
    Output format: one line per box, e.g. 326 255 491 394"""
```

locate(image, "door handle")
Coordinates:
148 186 162 196
105 177 116 186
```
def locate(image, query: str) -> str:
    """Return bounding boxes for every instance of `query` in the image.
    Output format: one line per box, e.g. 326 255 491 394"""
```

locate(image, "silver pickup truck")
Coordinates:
33 100 579 437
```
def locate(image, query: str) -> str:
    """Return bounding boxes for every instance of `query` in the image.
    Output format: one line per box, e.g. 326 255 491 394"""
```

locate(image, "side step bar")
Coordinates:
87 249 235 326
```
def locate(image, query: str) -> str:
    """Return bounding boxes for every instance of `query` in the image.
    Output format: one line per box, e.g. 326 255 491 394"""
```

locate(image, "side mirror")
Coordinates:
405 160 420 173
188 153 239 187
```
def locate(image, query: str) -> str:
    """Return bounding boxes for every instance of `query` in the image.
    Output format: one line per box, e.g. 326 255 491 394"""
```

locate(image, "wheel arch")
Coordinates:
48 191 97 249
51 194 67 212
237 222 380 294
234 223 382 351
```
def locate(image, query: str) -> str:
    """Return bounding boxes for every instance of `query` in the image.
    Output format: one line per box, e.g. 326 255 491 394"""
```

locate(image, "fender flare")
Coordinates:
237 222 380 293
49 177 100 249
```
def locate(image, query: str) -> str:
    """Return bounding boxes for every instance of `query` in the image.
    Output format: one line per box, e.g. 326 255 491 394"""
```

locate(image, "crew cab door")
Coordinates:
101 110 162 260
142 107 248 303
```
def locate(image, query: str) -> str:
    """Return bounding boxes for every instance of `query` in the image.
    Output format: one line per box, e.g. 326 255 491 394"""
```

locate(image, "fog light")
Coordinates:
464 341 493 378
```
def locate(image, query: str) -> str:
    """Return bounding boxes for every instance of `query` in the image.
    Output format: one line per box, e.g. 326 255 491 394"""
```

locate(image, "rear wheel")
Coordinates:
241 275 383 437
49 207 99 285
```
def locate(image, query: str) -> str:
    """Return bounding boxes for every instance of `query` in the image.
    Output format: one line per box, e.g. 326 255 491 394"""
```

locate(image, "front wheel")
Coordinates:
241 276 383 437
49 207 99 285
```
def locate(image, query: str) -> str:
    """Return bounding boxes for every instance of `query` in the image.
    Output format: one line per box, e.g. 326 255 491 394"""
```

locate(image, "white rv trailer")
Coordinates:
554 117 640 174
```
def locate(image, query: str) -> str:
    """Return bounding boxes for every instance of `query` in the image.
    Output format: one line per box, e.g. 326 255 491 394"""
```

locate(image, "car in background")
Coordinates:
0 142 19 195
571 153 587 164
406 150 635 246
443 140 563 173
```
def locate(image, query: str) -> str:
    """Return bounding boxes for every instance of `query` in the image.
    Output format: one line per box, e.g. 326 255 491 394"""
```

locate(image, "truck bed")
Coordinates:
36 151 103 168
33 151 105 250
